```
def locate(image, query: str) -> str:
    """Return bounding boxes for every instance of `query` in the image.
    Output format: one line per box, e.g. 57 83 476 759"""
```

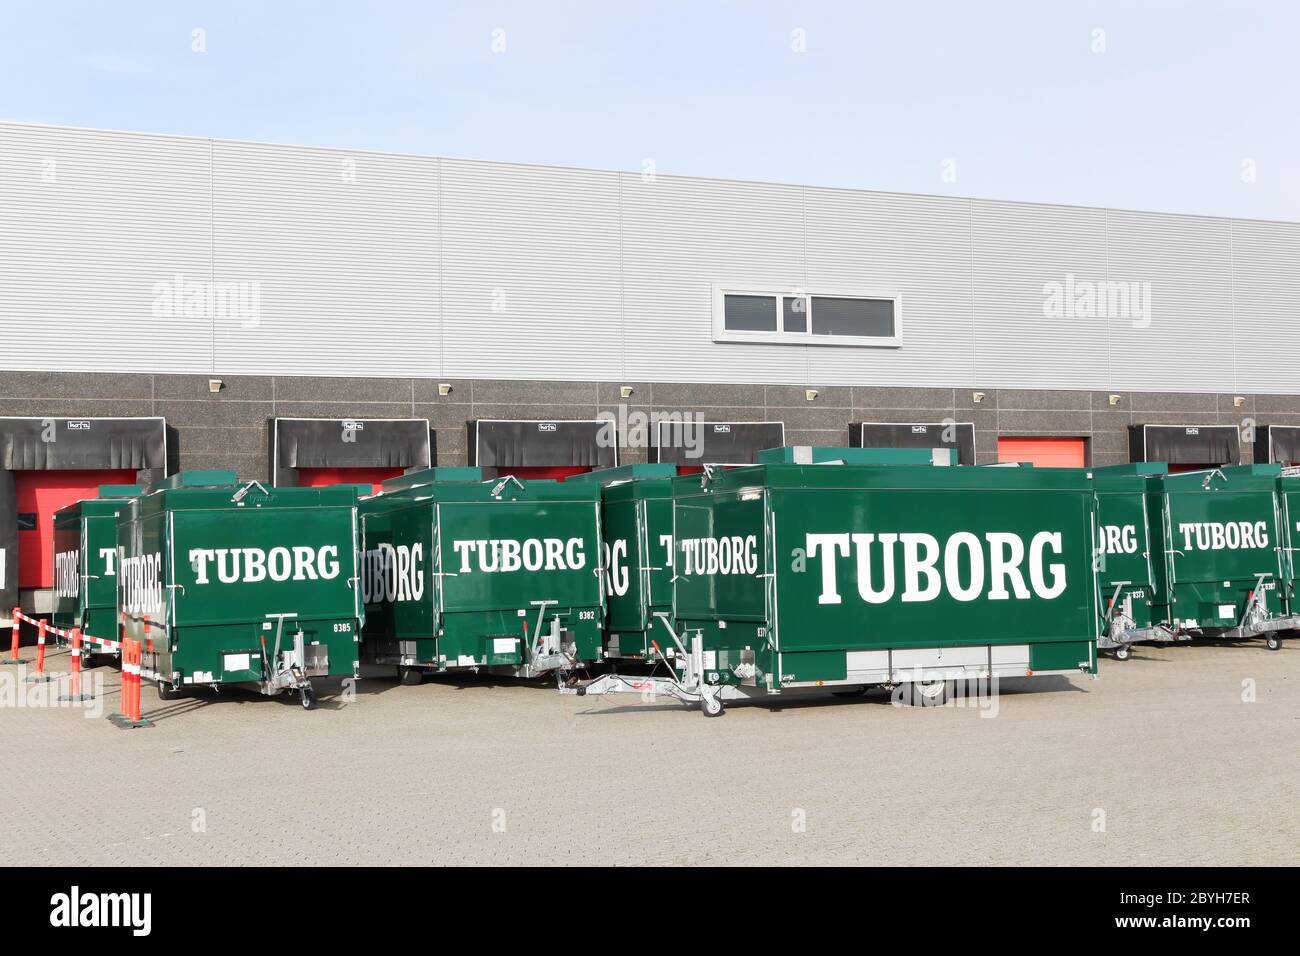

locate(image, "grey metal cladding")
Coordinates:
2 122 1298 393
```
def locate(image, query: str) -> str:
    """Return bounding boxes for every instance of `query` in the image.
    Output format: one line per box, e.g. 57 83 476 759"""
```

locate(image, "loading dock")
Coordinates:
850 421 976 465
651 420 785 473
1129 423 1240 473
0 417 166 618
270 417 433 493
1254 424 1300 466
466 419 617 480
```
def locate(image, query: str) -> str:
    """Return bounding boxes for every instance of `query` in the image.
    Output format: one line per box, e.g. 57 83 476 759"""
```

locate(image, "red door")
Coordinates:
15 469 137 589
996 437 1087 468
295 467 405 495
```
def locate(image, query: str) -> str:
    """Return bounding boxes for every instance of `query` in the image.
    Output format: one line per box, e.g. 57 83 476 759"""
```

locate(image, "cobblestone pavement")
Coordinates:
1 641 1294 865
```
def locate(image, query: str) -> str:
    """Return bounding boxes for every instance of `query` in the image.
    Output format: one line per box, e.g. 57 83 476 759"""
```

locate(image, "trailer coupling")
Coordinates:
259 612 318 709
560 614 727 717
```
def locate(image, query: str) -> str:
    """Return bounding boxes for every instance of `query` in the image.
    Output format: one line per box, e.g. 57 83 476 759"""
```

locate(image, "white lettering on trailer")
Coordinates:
451 537 587 573
99 547 117 576
679 535 759 578
806 530 1067 605
604 539 629 596
54 549 80 599
1176 521 1268 552
359 543 425 604
1098 524 1138 554
659 534 674 567
188 546 340 585
120 552 164 616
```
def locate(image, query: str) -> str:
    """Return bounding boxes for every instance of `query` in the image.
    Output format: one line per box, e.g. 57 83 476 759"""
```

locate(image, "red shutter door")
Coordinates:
996 437 1087 468
15 469 136 589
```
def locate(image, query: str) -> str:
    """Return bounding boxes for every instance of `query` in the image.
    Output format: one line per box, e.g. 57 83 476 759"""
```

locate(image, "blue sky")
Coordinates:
3 0 1296 219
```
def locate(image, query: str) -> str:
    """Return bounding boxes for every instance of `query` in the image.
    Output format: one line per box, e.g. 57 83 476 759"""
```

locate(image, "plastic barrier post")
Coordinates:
24 619 52 684
58 628 93 703
110 639 153 729
3 608 21 665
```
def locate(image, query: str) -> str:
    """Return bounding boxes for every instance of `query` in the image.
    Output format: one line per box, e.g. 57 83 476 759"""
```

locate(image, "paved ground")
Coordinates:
1 641 1295 866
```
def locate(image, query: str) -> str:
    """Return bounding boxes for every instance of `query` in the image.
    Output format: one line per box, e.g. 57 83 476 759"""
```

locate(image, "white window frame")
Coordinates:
711 285 903 348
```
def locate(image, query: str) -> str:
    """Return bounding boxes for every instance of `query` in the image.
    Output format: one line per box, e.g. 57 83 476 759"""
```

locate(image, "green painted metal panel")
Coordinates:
1276 471 1300 611
566 463 678 484
359 479 605 670
51 495 135 647
1151 465 1286 628
381 467 484 492
117 480 364 687
671 463 1099 689
1063 463 1168 631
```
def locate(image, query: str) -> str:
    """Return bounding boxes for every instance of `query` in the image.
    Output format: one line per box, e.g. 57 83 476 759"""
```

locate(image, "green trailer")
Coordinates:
568 463 678 661
380 466 484 493
51 484 142 663
1276 468 1300 633
359 475 605 681
571 463 1100 716
754 445 957 466
1151 464 1295 649
118 471 366 708
1089 463 1184 659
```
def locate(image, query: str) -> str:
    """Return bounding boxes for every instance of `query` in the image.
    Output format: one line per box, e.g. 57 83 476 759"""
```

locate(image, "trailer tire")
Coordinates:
700 694 724 718
397 666 423 686
156 678 181 702
1114 645 1131 661
300 685 315 710
1265 634 1281 651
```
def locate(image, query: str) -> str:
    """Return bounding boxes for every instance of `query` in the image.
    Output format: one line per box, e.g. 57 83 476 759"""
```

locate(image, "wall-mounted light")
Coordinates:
1108 394 1122 406
972 392 985 404
1234 396 1246 408
805 389 818 402
619 385 634 399
437 383 453 396
208 379 224 394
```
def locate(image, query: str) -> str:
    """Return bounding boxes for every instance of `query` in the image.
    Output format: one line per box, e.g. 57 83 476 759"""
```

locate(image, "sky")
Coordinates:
2 0 1297 220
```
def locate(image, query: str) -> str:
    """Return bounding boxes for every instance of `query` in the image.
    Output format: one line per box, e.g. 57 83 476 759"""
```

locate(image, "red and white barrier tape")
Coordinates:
13 610 122 651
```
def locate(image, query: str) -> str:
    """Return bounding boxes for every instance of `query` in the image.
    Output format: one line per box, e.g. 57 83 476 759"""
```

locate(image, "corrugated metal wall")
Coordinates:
2 121 1297 392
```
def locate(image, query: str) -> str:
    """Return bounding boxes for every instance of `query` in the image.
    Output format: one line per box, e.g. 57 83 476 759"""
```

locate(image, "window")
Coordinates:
722 294 778 332
811 296 894 338
714 286 901 347
782 296 807 333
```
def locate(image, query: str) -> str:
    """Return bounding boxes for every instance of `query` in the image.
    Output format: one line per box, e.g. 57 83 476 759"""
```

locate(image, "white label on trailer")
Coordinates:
456 655 476 667
1218 604 1235 619
492 638 517 655
224 653 250 672
701 651 717 669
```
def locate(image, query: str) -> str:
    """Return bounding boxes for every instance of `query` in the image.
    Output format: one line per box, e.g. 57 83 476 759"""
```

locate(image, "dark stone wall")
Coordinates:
3 371 1297 478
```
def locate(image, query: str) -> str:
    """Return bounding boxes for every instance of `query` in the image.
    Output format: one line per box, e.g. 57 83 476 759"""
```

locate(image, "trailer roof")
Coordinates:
671 463 1097 494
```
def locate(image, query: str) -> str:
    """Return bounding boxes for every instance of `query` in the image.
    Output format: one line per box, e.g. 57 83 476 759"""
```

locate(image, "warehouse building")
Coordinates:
2 120 1300 614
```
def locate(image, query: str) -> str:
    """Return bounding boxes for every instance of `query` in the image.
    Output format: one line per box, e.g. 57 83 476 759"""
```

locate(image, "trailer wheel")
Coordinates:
156 678 181 702
397 666 423 686
1114 644 1131 661
300 685 316 710
700 693 724 718
1265 634 1281 651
